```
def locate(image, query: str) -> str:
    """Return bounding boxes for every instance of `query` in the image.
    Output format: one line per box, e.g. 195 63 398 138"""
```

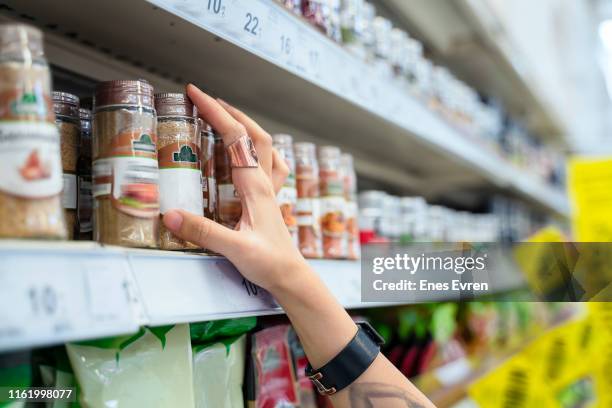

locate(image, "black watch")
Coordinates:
305 321 385 395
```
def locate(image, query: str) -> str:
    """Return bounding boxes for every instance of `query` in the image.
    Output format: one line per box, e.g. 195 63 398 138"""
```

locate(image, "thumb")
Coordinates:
163 210 239 256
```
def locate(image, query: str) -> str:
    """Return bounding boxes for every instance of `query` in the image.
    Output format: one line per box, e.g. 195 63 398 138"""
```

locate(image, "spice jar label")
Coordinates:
0 87 53 122
158 142 204 215
0 122 63 198
278 185 298 235
345 201 360 259
62 173 77 209
203 176 217 214
321 196 347 258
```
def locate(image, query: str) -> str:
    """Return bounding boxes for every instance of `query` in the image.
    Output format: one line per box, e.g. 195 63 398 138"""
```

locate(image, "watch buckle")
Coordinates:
308 371 337 396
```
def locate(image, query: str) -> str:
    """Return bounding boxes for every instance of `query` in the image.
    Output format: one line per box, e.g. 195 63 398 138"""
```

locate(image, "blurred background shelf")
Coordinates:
0 0 568 216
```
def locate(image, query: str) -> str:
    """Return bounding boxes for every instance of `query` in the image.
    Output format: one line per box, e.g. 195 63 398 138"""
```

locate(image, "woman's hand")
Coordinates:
163 84 308 292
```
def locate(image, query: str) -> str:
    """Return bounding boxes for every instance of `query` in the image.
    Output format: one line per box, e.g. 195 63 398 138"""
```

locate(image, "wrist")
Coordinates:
266 257 312 298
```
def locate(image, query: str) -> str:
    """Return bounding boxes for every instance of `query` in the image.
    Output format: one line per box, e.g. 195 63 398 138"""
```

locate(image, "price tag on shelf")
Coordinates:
215 259 277 310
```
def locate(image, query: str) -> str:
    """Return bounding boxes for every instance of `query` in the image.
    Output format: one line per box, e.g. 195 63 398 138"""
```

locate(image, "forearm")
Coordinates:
269 263 435 408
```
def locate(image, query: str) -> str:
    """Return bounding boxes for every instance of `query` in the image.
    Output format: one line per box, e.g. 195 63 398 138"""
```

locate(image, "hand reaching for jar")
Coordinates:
162 84 307 292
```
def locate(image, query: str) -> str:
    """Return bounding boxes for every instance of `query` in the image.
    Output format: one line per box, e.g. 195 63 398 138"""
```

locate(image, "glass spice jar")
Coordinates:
77 108 93 240
295 142 322 258
93 79 159 248
0 24 66 239
318 146 346 259
200 120 216 221
155 93 203 250
273 134 298 245
215 134 241 229
53 91 80 240
340 153 360 260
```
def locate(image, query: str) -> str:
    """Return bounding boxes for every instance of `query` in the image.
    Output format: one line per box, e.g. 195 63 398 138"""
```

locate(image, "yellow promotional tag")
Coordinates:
568 157 612 242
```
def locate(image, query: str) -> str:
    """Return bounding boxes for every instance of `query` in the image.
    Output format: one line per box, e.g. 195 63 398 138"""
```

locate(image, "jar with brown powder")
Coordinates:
93 80 159 247
0 24 66 239
318 145 346 259
215 133 241 229
53 91 80 239
155 93 203 250
77 108 93 240
295 142 322 258
273 134 298 245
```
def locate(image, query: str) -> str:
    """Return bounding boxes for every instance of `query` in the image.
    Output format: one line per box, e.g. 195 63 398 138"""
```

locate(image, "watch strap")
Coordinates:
306 322 384 395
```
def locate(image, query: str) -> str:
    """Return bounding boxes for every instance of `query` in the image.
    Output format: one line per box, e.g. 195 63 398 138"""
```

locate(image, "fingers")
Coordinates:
163 210 240 256
186 84 245 145
271 148 290 194
217 98 273 178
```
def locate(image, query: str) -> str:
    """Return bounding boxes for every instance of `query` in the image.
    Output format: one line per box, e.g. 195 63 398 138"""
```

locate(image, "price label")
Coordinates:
215 259 277 310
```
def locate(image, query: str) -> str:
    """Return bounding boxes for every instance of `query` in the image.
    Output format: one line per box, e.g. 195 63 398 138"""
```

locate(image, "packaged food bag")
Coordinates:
190 317 256 343
192 335 246 408
287 329 317 408
66 324 195 408
0 352 31 408
37 347 80 408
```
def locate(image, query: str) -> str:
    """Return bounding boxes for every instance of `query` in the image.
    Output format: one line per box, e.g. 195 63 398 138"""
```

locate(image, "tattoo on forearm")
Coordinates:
348 382 429 408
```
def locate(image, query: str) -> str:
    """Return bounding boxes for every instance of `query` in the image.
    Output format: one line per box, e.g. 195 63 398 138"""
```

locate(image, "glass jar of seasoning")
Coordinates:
340 153 359 260
0 24 66 239
215 134 241 229
93 79 159 248
295 142 322 259
273 134 298 245
200 120 216 221
77 108 93 240
155 93 203 250
318 145 346 259
53 91 80 239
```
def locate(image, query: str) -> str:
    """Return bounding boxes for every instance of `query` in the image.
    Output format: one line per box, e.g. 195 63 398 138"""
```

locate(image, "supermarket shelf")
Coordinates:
0 0 569 216
0 240 526 352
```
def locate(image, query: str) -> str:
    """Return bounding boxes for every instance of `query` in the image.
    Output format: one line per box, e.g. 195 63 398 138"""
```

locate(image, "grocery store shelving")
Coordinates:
0 0 569 216
0 240 526 352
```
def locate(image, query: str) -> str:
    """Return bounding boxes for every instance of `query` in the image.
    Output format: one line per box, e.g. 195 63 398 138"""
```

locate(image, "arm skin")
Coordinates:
163 84 436 408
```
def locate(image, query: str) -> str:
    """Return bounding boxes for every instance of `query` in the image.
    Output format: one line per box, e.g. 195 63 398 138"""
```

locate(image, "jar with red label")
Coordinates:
215 134 241 229
155 93 203 250
200 120 216 221
273 134 298 245
0 24 66 239
53 91 80 240
341 153 360 260
93 79 159 248
295 142 322 258
318 145 346 259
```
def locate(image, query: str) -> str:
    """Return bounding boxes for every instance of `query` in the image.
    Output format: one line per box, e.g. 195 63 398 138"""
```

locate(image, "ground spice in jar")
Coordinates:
76 108 93 240
341 153 360 260
0 24 66 239
215 134 241 229
295 142 322 258
200 120 216 221
53 91 80 239
156 93 203 250
318 146 346 259
93 80 159 248
273 134 298 245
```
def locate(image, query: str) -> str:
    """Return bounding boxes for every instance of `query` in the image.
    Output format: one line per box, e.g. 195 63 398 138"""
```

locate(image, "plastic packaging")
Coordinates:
66 325 195 408
288 329 318 408
190 317 257 343
155 93 203 250
295 142 322 258
93 79 160 247
319 146 346 258
0 24 66 239
53 91 80 240
215 134 241 229
273 134 298 245
77 108 93 240
341 153 360 260
200 121 216 221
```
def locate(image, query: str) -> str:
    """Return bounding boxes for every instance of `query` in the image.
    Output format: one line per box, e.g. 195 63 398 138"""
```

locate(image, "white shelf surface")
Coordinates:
0 240 525 352
0 0 569 216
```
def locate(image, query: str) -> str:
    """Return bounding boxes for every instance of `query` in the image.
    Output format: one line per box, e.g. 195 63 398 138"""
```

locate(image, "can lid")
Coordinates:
52 91 80 118
94 79 154 110
154 92 197 117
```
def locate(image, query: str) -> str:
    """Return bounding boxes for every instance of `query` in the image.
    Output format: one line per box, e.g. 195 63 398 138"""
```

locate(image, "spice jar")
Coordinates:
358 190 387 244
318 146 346 259
93 79 159 248
53 91 80 239
280 0 302 14
215 134 241 229
155 93 203 250
0 24 66 239
273 134 298 245
200 120 216 221
295 142 322 258
77 108 93 240
302 1 328 34
340 153 360 260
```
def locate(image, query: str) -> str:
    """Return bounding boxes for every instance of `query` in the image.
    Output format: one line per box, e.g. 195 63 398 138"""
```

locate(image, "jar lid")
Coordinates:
318 145 341 159
52 91 80 119
0 24 44 61
155 93 197 117
273 133 293 146
94 79 154 110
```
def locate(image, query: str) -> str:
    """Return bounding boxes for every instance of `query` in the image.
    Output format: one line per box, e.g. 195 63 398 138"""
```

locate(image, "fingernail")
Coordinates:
163 211 183 231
